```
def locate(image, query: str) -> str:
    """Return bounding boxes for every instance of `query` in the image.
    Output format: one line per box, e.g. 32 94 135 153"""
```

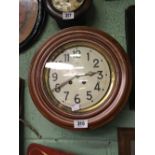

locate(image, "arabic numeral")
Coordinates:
98 71 103 79
52 73 58 81
94 82 101 91
55 84 61 93
87 52 90 61
74 94 81 104
64 91 69 100
73 49 81 58
93 59 100 68
86 91 93 100
64 54 69 62
78 121 85 126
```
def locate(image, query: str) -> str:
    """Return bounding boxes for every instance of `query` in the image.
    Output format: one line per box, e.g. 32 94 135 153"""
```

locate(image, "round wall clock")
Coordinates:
29 26 132 130
43 0 92 28
19 0 45 51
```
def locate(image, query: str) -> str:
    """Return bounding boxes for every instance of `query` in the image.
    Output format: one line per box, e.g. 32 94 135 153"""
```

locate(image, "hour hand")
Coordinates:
86 71 99 76
80 71 99 77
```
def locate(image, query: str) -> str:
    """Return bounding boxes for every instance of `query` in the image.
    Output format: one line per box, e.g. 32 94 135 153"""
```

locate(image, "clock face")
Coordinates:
44 46 112 112
51 0 85 12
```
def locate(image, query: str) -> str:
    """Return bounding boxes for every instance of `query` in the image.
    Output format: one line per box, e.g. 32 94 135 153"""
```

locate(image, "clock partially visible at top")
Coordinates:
43 0 92 28
19 0 45 51
29 26 132 130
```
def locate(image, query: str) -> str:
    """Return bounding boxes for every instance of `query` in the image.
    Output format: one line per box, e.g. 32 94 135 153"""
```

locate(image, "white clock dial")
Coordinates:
51 0 85 12
44 46 111 111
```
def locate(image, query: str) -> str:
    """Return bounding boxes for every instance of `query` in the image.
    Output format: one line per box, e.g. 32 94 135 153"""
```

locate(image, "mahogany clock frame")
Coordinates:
29 26 132 130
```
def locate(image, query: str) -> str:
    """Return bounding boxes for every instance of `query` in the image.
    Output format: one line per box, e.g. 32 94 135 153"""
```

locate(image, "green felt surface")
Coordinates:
19 0 135 154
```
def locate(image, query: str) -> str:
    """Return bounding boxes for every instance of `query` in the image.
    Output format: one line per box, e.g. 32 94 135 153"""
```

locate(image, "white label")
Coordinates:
74 120 88 128
62 12 74 20
71 104 80 111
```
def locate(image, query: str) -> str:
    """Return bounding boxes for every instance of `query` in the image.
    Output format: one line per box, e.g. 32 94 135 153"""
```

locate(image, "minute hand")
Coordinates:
52 71 98 92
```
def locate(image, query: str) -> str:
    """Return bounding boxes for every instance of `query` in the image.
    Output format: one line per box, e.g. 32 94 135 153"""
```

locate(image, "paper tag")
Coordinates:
62 12 74 20
71 104 80 111
74 120 88 128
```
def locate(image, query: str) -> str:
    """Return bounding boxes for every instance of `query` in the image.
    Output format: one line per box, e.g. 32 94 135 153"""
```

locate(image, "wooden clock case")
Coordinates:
43 0 92 28
19 0 46 51
29 26 132 130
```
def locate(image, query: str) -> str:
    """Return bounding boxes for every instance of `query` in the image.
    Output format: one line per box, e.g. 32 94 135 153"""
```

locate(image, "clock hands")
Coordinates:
52 71 99 92
51 74 78 92
76 71 99 78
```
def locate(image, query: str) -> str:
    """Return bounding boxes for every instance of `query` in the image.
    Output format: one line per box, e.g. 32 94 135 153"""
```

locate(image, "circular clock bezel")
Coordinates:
43 0 91 20
29 26 132 130
19 0 46 51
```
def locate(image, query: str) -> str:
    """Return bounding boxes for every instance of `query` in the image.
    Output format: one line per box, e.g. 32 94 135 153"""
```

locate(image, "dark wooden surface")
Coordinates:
125 5 135 110
118 128 135 155
19 78 25 155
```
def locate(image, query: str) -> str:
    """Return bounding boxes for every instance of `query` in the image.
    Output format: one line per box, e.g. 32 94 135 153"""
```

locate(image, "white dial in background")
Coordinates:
44 46 111 111
51 0 85 12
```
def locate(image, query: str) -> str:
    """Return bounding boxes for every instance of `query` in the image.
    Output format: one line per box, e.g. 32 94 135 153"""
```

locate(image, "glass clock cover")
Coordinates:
44 46 113 112
51 0 85 12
